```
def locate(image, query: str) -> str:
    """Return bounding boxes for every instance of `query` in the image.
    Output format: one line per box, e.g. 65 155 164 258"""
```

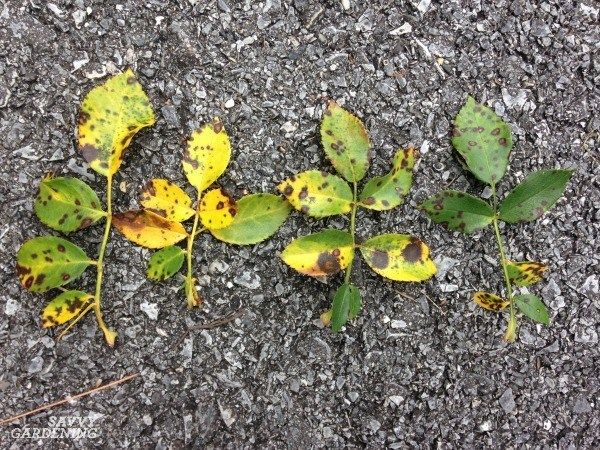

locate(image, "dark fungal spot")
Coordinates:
216 201 225 210
468 141 477 147
57 244 65 252
381 200 390 207
475 126 484 133
498 138 508 146
298 187 309 200
452 127 461 137
79 144 101 164
78 111 90 125
45 256 53 263
362 197 375 206
127 76 136 84
317 252 341 274
16 264 30 276
402 239 422 263
371 251 389 269
79 218 93 229
229 207 237 216
491 127 500 136
24 276 34 289
301 205 310 214
62 273 70 281
35 274 46 285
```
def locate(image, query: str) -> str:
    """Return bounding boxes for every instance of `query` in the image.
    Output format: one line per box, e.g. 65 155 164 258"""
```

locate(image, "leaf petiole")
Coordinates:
185 194 203 308
491 184 516 342
344 182 358 284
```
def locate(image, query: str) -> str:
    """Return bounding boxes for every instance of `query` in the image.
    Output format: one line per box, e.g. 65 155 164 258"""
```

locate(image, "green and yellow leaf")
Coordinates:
199 188 237 230
473 291 509 312
359 234 436 282
112 210 188 249
452 96 512 185
183 118 231 192
16 236 93 293
277 170 353 218
78 69 155 176
421 190 494 233
41 290 93 328
331 283 361 332
140 178 195 222
359 147 416 210
506 261 548 286
210 194 291 245
35 176 106 233
514 294 549 325
147 246 185 281
281 229 354 277
498 169 574 223
320 101 370 182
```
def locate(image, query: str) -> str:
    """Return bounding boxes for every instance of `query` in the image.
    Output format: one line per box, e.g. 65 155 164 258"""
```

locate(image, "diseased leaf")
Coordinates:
452 96 512 185
514 294 549 325
359 148 416 210
16 236 93 293
281 229 354 277
199 188 237 230
210 194 291 245
320 101 370 182
147 246 185 281
112 210 188 249
473 291 509 311
78 69 155 177
331 283 361 332
183 118 231 192
421 190 494 233
41 290 93 328
140 178 195 222
498 169 574 223
507 261 548 286
359 234 436 282
277 170 353 218
35 176 106 233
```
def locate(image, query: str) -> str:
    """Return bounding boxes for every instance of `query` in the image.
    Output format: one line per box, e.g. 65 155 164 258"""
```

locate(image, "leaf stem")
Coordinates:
491 184 516 341
344 182 358 284
185 194 202 308
93 175 116 347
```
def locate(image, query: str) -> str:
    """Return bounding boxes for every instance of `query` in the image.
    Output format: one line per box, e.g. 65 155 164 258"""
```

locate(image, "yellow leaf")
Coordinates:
199 188 237 230
506 261 548 286
78 69 155 177
183 118 231 192
41 290 93 328
359 234 437 281
112 210 188 249
473 291 510 312
139 178 195 222
281 230 354 277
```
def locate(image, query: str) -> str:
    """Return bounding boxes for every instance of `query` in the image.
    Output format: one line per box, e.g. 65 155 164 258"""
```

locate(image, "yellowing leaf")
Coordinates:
112 210 188 249
42 290 93 328
281 230 354 277
320 101 371 182
199 188 237 230
183 118 231 192
506 261 548 286
78 69 155 177
359 234 437 281
16 237 93 293
277 170 353 218
139 178 195 222
35 176 106 233
359 148 416 210
473 291 509 312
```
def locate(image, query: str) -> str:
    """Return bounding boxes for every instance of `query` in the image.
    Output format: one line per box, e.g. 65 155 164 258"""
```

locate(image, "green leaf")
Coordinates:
147 246 185 281
16 236 93 293
41 290 93 328
514 294 550 325
359 234 437 281
78 69 156 177
331 283 361 332
320 100 370 182
277 170 353 218
210 194 291 245
498 169 574 223
34 176 106 233
452 96 512 184
359 147 416 210
421 190 494 233
281 229 354 277
506 261 548 286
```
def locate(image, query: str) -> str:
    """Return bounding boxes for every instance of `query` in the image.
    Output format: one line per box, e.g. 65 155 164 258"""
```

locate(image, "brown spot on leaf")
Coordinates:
491 128 500 136
16 264 31 276
371 251 389 269
362 197 375 205
298 187 308 200
498 138 508 146
402 239 422 263
24 276 34 289
79 144 101 164
317 252 341 275
35 274 46 285
79 218 93 229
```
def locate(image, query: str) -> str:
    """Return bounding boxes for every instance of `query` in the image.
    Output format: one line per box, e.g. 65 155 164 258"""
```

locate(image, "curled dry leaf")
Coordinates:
473 291 509 312
42 290 94 328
